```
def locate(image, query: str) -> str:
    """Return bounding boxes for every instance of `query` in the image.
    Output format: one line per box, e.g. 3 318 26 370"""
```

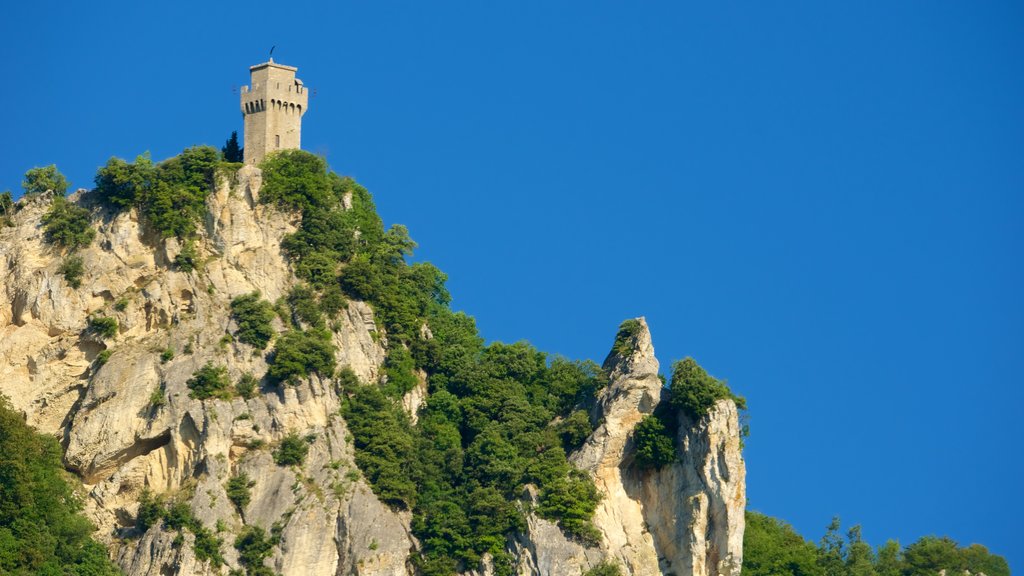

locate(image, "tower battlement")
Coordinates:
241 59 308 165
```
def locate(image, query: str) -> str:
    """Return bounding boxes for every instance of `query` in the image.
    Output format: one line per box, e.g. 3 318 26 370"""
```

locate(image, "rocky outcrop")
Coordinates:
0 170 745 575
569 318 746 576
0 169 412 576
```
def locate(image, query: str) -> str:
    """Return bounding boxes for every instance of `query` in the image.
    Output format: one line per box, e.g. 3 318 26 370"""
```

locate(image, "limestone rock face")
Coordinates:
0 170 411 576
0 172 745 575
568 318 746 576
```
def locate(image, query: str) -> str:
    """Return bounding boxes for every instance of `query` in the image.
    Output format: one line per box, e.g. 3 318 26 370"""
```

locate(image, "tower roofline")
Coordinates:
249 59 298 73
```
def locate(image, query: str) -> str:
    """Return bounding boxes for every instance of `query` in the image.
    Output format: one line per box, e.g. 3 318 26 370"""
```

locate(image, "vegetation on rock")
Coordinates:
94 147 219 239
42 197 95 250
273 433 310 467
59 255 85 288
222 131 244 163
669 357 746 419
0 396 121 575
742 512 1010 576
23 165 68 196
267 328 335 383
87 316 118 339
186 363 232 400
632 413 676 469
134 490 225 568
230 292 277 349
226 474 253 512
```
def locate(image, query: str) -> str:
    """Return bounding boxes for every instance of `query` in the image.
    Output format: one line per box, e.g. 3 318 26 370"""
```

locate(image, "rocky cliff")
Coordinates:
0 167 745 576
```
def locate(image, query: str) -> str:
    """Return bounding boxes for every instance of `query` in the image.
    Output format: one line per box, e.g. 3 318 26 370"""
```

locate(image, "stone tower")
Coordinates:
240 59 309 164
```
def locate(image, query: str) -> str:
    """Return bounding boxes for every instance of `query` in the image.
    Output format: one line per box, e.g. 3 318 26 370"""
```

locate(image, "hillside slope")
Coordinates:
0 159 745 576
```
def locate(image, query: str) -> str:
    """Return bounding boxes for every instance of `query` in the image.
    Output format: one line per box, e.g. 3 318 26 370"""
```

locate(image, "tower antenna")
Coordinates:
269 45 276 61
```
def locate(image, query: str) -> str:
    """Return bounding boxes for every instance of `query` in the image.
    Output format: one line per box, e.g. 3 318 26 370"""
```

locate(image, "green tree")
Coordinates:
668 357 745 419
42 197 95 250
87 316 118 339
273 433 310 467
268 329 335 382
234 525 275 576
226 474 253 511
186 363 232 400
632 414 676 469
844 526 876 576
742 511 823 576
259 150 333 212
59 255 85 288
22 165 68 196
818 517 846 576
222 131 243 163
875 540 901 576
93 147 218 239
230 292 276 349
0 191 13 226
0 396 120 575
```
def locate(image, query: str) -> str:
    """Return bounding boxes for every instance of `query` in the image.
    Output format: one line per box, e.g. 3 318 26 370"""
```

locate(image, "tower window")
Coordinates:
276 135 280 148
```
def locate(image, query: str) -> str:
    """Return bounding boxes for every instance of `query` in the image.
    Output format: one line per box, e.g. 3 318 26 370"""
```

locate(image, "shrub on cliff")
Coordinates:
0 396 120 575
632 413 676 469
42 197 95 250
23 165 68 196
267 329 335 382
230 292 276 349
668 357 745 419
186 363 232 400
94 146 218 239
273 433 310 467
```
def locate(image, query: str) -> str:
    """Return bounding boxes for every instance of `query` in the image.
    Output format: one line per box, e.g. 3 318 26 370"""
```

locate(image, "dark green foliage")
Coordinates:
148 387 166 410
668 357 746 419
95 349 112 367
273 433 309 467
174 240 199 272
0 396 121 575
60 255 85 288
42 197 95 250
88 316 118 339
268 329 335 382
94 147 219 239
743 512 1010 576
584 561 623 576
611 319 642 357
632 414 676 469
285 284 323 328
259 150 334 212
230 292 276 349
341 384 417 507
556 410 592 452
234 525 276 576
0 190 14 226
186 363 232 400
22 165 68 196
136 489 164 531
743 511 823 576
226 474 253 511
236 373 259 399
320 284 347 317
383 345 418 395
145 498 224 568
222 131 244 163
335 366 361 393
160 348 174 363
536 468 602 544
253 159 603 571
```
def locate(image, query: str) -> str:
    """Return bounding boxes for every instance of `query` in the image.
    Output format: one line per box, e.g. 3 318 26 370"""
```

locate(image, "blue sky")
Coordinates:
3 1 1021 569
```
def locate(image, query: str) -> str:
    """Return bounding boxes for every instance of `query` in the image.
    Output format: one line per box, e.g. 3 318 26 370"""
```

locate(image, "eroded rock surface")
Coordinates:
0 171 745 575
